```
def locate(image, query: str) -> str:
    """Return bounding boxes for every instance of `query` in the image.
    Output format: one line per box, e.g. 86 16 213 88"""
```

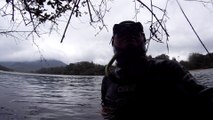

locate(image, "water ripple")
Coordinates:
2 69 213 120
0 71 103 120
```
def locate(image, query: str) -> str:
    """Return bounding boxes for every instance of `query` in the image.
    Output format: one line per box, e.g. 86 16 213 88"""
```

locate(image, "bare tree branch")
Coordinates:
185 0 213 3
1 0 212 50
86 0 93 22
60 0 81 43
135 0 169 52
176 0 212 58
136 0 170 37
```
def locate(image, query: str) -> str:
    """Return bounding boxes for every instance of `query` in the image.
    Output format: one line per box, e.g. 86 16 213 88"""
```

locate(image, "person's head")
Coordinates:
111 21 147 65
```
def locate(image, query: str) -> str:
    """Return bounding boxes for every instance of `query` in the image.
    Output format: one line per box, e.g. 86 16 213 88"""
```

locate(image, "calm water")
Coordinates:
0 68 213 120
0 71 103 120
190 68 213 87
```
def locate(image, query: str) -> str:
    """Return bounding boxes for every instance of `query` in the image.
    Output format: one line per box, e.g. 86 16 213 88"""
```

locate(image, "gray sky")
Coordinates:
0 0 213 65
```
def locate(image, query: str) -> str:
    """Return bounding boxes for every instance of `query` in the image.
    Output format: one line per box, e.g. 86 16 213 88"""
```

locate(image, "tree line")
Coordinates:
36 61 105 75
35 52 213 75
179 53 213 70
153 52 213 70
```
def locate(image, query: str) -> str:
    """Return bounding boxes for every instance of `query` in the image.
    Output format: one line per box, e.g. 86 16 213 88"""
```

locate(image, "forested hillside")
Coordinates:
36 61 105 75
33 52 213 75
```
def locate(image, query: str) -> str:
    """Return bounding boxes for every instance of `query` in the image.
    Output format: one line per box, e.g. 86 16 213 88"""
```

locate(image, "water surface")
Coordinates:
0 68 213 120
0 71 103 120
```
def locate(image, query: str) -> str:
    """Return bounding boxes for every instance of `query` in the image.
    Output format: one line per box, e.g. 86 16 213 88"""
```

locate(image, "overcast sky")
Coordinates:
0 0 213 65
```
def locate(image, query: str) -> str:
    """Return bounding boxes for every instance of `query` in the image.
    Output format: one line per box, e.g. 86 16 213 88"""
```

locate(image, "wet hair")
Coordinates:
113 21 144 36
111 21 146 45
111 21 147 58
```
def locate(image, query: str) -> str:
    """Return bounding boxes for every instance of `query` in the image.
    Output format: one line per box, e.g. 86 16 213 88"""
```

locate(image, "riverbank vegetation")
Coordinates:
36 61 105 75
0 65 11 71
179 53 213 70
153 52 213 70
1 52 212 75
34 52 213 75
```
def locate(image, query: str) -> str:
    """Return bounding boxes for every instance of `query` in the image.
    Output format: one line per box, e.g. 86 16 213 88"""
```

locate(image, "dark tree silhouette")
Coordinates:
155 54 170 60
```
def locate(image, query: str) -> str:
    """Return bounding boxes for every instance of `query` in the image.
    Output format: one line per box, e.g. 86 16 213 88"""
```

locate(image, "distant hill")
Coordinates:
0 60 67 72
0 65 12 71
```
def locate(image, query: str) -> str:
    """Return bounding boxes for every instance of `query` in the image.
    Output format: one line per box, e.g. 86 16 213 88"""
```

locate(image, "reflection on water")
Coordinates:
0 68 213 120
0 71 103 120
190 68 213 87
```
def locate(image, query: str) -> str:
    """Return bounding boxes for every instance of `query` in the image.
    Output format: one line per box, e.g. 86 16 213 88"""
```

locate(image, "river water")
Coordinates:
0 71 103 120
0 68 213 120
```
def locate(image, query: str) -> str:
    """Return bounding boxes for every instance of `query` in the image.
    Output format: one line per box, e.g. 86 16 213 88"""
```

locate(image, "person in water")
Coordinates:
101 20 213 119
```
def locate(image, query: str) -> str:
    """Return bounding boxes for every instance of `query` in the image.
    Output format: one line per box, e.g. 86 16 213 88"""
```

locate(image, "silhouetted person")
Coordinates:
101 21 213 119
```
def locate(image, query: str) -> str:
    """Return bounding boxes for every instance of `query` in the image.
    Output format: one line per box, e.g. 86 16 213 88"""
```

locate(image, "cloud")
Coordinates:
0 1 213 65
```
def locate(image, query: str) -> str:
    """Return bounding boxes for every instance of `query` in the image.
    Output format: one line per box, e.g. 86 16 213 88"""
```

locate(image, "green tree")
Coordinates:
36 61 105 75
155 54 169 60
64 61 104 75
179 60 190 70
188 53 204 69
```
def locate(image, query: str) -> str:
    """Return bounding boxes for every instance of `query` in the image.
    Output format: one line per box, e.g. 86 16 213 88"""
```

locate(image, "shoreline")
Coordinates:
0 70 104 78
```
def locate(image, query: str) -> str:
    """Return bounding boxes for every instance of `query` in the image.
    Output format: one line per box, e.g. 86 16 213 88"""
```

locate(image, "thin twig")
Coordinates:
133 0 138 21
60 0 81 43
23 0 39 37
88 0 109 35
176 0 212 58
0 30 32 34
184 0 213 3
12 0 14 21
86 0 93 22
148 0 169 41
146 0 153 52
136 0 169 37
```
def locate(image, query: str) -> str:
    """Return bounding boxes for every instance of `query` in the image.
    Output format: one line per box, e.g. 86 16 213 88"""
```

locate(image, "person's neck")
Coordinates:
116 55 147 68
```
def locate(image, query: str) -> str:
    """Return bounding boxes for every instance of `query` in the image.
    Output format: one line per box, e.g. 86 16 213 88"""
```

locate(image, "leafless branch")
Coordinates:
86 0 93 22
0 30 31 34
23 0 39 36
60 0 81 43
135 0 169 52
177 0 212 57
136 0 169 38
184 0 213 3
185 0 213 8
1 0 212 49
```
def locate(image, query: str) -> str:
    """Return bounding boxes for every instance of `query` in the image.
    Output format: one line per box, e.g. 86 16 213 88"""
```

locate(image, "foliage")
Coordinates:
155 54 169 60
31 53 213 75
36 66 66 74
180 52 213 70
0 65 12 71
36 61 105 75
153 53 213 70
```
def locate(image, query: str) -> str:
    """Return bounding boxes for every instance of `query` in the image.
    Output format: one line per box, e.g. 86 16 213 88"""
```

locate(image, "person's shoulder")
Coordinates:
148 58 181 68
147 58 188 75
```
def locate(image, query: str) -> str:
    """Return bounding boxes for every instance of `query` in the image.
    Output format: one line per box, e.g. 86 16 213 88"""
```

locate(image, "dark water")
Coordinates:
190 68 213 87
0 68 213 120
0 71 103 120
